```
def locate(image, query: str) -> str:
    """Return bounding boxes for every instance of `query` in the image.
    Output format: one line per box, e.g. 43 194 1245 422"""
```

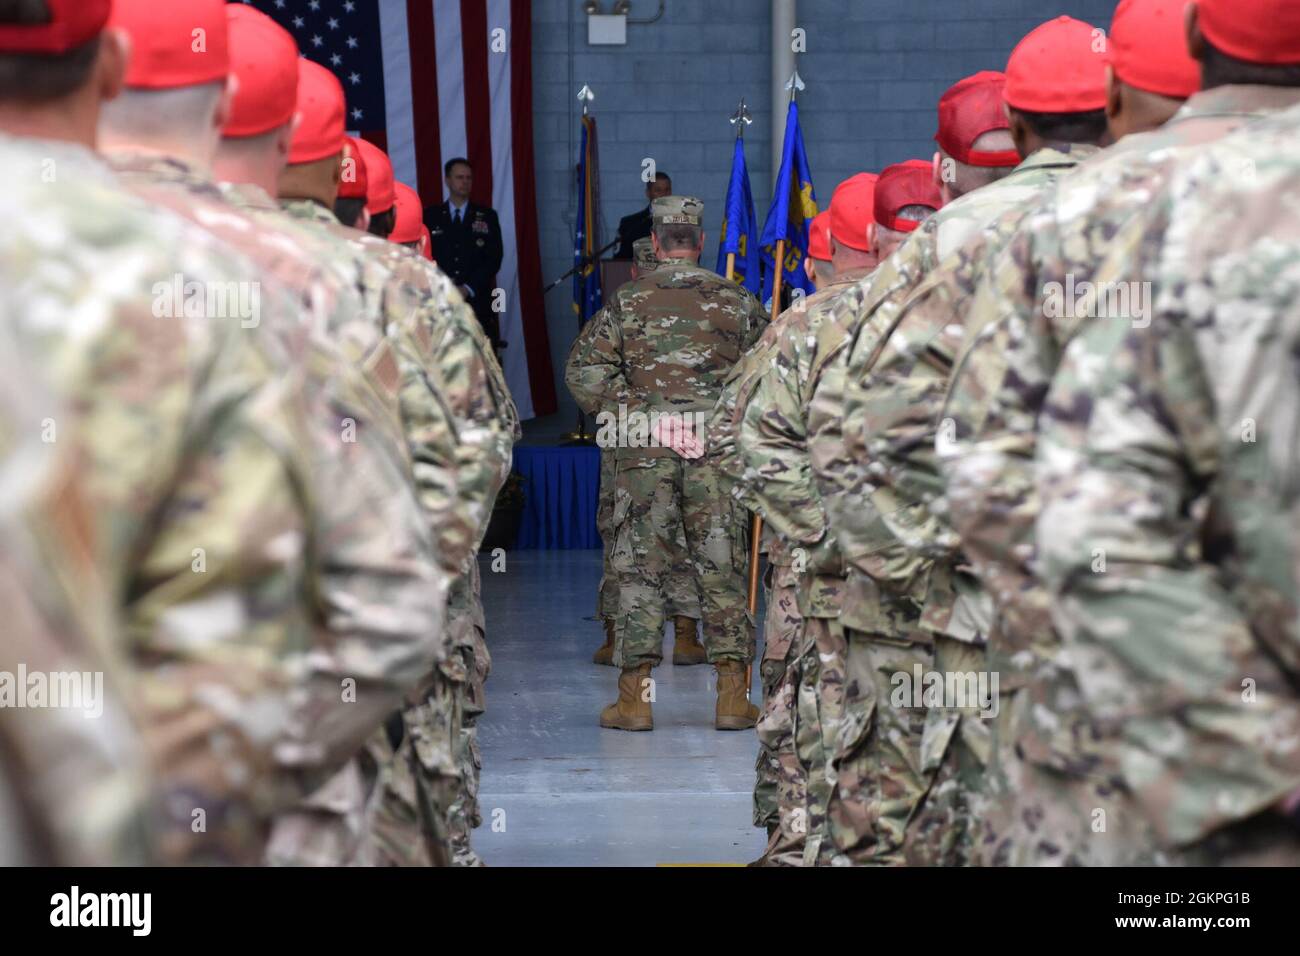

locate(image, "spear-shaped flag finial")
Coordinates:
577 84 595 114
785 70 805 101
729 97 754 139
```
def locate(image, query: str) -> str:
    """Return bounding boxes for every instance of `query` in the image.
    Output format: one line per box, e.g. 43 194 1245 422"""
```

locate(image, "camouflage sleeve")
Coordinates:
427 300 519 557
0 350 150 865
706 347 751 491
734 325 833 552
384 286 475 578
1035 307 1286 847
565 307 613 417
831 294 939 595
568 295 643 416
938 221 1059 640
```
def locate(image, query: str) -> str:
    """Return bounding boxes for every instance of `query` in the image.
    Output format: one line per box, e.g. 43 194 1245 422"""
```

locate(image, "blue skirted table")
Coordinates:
511 444 601 550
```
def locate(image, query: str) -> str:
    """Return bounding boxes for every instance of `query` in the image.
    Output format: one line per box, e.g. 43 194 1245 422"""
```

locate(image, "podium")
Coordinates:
600 258 635 297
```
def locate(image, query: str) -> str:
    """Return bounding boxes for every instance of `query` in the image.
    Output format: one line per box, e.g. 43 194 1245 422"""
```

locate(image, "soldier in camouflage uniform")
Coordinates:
248 58 515 864
0 3 440 865
726 209 838 861
353 158 520 868
940 0 1300 865
730 174 885 865
97 2 454 867
709 296 805 862
1034 98 1300 866
567 236 704 669
811 30 1112 864
0 332 150 865
570 196 768 731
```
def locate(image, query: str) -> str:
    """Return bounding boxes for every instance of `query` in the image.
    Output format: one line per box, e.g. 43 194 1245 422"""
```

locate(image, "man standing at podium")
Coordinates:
613 170 673 259
425 157 505 349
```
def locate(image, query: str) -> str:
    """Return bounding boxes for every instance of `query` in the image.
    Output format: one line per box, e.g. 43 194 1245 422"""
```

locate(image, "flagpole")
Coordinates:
747 73 804 692
748 74 800 618
563 84 598 445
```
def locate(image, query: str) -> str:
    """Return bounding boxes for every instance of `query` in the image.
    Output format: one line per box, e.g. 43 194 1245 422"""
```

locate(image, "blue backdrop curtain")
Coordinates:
512 445 601 549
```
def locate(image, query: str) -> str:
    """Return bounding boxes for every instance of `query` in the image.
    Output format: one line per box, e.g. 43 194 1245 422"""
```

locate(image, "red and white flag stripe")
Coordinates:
378 0 555 420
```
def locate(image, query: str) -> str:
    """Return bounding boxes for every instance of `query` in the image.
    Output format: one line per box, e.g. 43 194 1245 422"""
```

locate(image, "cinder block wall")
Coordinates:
533 0 1122 425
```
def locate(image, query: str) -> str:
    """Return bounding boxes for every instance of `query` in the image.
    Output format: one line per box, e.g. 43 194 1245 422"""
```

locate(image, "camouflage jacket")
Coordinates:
105 152 448 748
565 306 614 418
273 196 487 576
832 145 1098 643
734 274 872 616
0 134 442 863
939 84 1300 676
1035 105 1300 846
0 339 150 865
707 307 792 568
570 259 768 458
353 230 520 559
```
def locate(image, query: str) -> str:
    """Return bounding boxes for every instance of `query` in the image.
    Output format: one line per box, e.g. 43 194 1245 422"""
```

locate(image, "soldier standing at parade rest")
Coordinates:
567 235 707 669
570 196 769 732
423 157 506 350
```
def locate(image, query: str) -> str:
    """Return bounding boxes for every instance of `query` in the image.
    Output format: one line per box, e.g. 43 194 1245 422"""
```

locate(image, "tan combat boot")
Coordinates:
599 662 653 731
671 615 707 666
592 618 616 666
715 660 760 731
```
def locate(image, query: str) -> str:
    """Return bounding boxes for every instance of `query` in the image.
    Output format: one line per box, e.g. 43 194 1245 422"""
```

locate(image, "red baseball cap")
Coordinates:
1197 0 1300 65
338 137 370 200
1005 16 1109 113
392 183 425 244
807 210 832 261
223 5 299 138
289 59 346 165
355 138 396 215
829 173 878 253
0 0 108 54
873 163 942 234
936 71 1019 167
109 0 230 90
421 225 435 262
1110 0 1200 98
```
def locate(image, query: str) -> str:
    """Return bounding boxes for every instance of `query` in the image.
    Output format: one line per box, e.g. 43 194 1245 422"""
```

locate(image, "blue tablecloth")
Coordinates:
512 444 601 550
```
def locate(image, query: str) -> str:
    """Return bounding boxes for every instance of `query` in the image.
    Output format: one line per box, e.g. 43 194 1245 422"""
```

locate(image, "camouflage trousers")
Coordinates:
368 564 490 868
797 617 849 865
443 567 490 867
752 560 804 861
901 637 992 867
264 756 371 866
819 630 931 866
973 659 1167 867
610 456 754 668
598 450 700 623
355 724 451 867
265 728 447 866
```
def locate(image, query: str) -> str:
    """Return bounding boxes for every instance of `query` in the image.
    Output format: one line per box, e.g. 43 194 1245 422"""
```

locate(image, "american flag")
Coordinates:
240 0 555 420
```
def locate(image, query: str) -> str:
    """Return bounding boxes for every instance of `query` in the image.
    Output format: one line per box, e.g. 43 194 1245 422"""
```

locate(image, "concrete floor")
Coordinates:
475 549 768 867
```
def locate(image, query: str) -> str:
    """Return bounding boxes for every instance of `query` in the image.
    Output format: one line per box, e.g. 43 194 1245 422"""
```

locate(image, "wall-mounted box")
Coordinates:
588 13 627 45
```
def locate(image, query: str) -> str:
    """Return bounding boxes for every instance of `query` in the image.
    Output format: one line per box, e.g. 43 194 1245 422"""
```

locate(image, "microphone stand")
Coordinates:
544 237 622 294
